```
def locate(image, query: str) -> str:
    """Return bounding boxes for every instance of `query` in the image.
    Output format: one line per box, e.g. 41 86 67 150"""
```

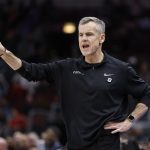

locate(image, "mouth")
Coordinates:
82 44 90 49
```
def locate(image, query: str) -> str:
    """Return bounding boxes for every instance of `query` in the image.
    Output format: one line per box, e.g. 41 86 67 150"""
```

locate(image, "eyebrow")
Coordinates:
79 31 94 34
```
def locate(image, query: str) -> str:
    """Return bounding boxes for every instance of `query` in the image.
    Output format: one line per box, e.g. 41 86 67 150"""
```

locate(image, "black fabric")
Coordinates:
68 133 120 150
17 52 150 149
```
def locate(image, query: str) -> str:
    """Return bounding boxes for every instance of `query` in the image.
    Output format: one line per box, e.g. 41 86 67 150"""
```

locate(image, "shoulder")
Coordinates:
50 58 79 70
53 58 78 65
106 53 128 68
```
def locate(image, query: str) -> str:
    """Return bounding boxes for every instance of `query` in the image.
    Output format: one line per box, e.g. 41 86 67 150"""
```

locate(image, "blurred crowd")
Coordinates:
0 0 150 150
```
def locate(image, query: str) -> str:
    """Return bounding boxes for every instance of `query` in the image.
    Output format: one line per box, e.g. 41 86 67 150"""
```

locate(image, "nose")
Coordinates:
81 35 88 41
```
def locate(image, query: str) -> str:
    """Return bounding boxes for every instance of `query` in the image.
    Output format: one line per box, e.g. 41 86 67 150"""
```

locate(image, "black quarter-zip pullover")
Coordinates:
17 52 150 149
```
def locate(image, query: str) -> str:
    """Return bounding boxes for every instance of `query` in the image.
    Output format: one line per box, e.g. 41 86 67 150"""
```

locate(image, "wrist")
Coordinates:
127 114 135 123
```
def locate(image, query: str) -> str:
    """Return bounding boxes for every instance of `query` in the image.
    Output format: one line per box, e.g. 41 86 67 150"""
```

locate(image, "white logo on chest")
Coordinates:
104 73 114 77
73 71 84 75
107 77 112 82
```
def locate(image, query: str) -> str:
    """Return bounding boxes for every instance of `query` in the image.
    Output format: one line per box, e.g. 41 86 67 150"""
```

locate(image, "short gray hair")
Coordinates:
79 17 105 33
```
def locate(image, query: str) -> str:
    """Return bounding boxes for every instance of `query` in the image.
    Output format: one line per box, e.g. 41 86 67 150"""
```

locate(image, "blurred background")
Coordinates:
0 0 150 149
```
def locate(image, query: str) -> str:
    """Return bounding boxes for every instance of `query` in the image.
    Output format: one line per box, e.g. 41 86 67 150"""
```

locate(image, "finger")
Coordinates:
105 121 115 125
104 126 117 130
104 123 112 127
105 122 119 127
111 128 120 134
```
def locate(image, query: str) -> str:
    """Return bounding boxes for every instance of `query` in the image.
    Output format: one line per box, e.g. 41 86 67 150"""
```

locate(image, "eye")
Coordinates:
86 32 94 36
79 33 83 37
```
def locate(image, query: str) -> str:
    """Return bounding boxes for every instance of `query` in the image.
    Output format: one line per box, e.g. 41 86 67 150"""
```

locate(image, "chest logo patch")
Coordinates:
104 73 115 77
73 70 84 75
107 77 112 82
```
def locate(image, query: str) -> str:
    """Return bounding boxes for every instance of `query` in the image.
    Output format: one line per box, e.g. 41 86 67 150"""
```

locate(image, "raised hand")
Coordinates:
0 42 6 56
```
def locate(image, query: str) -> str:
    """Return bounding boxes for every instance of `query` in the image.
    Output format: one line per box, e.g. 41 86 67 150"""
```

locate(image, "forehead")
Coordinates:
79 22 99 33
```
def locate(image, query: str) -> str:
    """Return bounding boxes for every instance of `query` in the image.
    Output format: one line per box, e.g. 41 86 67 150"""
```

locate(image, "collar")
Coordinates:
79 51 108 69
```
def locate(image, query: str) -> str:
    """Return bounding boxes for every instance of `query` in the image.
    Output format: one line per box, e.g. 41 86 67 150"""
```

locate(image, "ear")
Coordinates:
99 33 105 44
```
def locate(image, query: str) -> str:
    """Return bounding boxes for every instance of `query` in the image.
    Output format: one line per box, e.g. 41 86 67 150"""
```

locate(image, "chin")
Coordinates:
81 52 89 57
81 50 92 56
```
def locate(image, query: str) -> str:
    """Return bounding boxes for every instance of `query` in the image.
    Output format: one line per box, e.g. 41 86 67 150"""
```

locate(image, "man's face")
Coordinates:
78 22 105 57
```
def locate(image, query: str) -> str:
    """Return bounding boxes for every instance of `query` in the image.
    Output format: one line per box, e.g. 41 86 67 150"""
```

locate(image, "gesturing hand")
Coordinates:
104 119 133 134
0 42 6 56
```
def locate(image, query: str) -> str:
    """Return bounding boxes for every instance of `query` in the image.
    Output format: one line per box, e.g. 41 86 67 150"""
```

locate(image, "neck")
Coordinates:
85 50 104 64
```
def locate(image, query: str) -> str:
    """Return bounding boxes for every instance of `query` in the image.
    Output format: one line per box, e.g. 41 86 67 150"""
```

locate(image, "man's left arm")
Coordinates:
104 64 150 134
104 102 148 134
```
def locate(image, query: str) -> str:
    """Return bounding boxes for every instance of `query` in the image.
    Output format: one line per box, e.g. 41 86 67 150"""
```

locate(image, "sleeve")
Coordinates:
127 65 150 107
16 60 59 83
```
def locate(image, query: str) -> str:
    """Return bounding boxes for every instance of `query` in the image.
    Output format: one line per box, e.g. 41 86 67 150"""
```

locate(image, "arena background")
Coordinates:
0 0 150 149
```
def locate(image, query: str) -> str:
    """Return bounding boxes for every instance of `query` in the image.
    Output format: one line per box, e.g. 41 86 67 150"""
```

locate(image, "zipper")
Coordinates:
92 66 95 70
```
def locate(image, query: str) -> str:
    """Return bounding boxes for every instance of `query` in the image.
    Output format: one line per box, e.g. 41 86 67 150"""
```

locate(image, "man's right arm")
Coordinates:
0 42 22 70
0 42 60 83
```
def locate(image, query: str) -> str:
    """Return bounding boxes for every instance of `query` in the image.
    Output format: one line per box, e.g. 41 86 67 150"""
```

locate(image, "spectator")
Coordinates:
0 137 8 150
41 128 62 150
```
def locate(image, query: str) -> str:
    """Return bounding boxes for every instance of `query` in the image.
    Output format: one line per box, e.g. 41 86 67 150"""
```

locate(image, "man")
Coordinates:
0 17 149 150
